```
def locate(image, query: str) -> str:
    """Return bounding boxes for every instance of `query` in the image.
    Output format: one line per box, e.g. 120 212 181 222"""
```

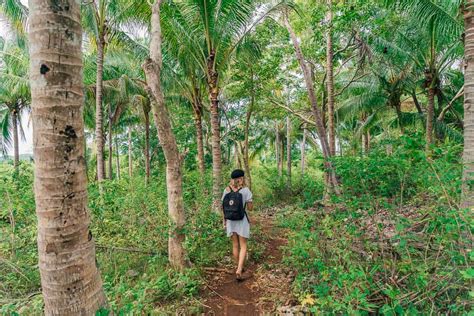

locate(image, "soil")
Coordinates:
201 209 296 315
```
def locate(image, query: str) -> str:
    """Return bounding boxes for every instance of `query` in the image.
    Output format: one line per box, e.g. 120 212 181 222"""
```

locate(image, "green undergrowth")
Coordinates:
0 164 267 314
277 137 473 314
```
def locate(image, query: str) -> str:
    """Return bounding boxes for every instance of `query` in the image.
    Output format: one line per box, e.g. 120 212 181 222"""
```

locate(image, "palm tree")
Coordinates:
163 0 283 207
143 0 187 269
81 0 149 184
384 0 463 150
28 0 106 313
463 0 474 209
0 41 30 171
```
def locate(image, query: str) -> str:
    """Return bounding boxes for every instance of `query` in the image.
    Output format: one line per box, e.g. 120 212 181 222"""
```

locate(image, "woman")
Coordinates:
222 169 253 280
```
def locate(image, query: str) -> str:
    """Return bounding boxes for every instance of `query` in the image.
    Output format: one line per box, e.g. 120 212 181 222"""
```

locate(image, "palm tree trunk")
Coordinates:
12 109 19 171
462 1 474 209
276 122 281 176
207 59 222 210
285 15 340 195
144 110 150 184
426 85 435 150
286 116 291 190
95 35 106 183
28 1 106 313
108 104 113 180
115 134 120 180
192 103 205 176
143 0 187 269
128 126 133 177
244 101 252 190
301 128 306 177
326 0 336 156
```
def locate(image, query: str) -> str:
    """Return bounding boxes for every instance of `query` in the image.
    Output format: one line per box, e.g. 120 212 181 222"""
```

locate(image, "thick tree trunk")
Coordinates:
143 0 187 269
326 0 336 156
95 36 105 183
301 128 306 177
128 126 133 177
285 15 340 195
12 109 19 171
115 134 120 180
144 110 150 184
207 54 222 210
108 104 113 180
28 1 107 313
463 1 474 209
426 85 435 150
286 116 291 190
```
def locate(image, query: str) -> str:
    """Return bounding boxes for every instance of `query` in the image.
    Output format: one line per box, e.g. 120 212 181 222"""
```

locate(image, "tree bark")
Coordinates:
12 109 19 171
28 0 107 313
426 85 435 150
128 126 133 177
95 35 106 184
115 134 120 180
276 122 282 177
143 0 187 269
284 15 341 195
192 98 205 176
463 1 474 209
207 52 223 210
144 110 150 184
244 90 253 189
286 116 291 190
108 104 113 180
301 127 306 177
326 0 336 156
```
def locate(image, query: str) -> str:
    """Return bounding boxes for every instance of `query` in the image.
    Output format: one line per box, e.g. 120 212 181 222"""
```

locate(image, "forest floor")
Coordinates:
201 207 297 315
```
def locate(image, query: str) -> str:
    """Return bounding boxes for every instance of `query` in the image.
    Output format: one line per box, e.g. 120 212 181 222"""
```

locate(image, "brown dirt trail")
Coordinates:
201 211 295 315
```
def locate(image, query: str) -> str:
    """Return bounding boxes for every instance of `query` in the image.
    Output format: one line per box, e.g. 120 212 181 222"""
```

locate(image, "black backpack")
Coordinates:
222 187 246 221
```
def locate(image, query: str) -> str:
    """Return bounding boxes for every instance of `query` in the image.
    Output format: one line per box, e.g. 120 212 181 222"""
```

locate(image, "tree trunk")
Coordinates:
426 85 435 150
143 0 187 269
244 95 253 190
12 109 19 171
128 126 133 177
207 54 222 210
192 102 205 176
144 110 151 184
115 134 120 180
326 0 336 156
462 1 474 209
286 116 291 190
28 1 107 313
108 104 113 180
95 35 105 184
285 15 340 195
301 128 306 177
276 122 281 177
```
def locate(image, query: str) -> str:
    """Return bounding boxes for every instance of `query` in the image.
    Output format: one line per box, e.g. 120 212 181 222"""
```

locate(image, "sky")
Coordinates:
1 0 33 156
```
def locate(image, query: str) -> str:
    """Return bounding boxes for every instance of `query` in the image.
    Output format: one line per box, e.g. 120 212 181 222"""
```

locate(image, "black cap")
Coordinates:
231 169 245 179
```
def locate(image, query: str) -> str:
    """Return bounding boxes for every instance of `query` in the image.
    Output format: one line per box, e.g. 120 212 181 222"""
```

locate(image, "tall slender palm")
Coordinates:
143 0 187 269
0 42 30 170
463 0 474 209
81 0 149 184
28 0 106 313
163 0 283 207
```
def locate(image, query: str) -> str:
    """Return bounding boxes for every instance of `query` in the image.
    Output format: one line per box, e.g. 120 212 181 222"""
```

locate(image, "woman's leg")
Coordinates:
231 233 239 265
236 235 247 274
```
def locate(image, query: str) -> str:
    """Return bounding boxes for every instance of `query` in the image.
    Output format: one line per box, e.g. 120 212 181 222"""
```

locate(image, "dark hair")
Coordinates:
231 169 245 179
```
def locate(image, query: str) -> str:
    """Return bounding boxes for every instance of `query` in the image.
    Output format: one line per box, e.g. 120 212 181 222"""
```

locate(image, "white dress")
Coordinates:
222 187 252 238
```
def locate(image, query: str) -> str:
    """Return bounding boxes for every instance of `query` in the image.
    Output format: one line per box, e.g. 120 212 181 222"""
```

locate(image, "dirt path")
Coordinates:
201 211 296 315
